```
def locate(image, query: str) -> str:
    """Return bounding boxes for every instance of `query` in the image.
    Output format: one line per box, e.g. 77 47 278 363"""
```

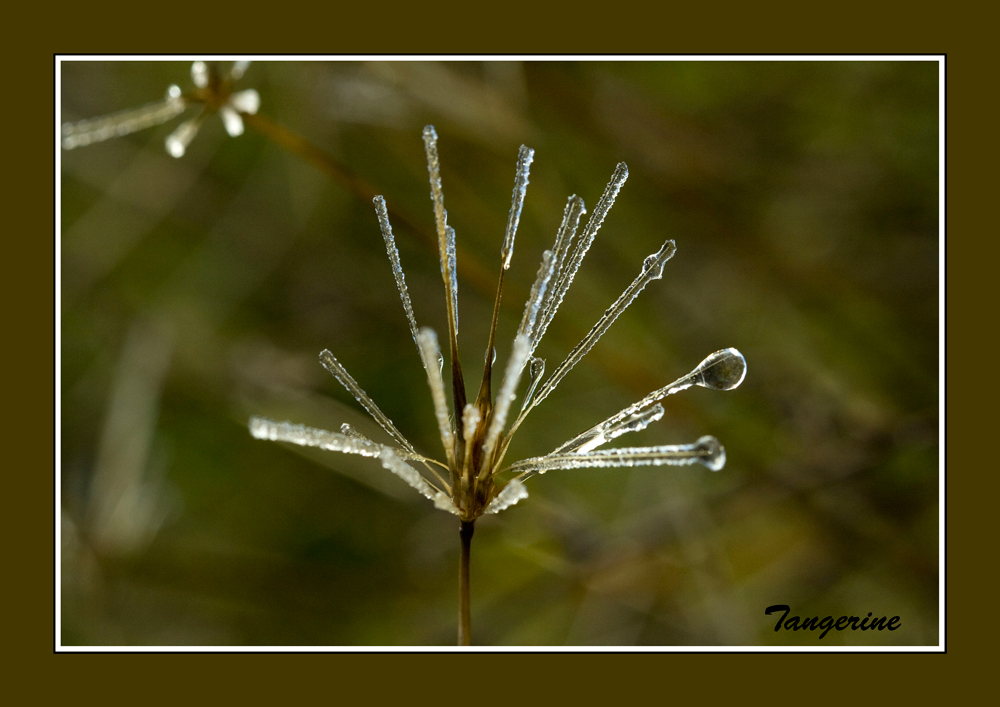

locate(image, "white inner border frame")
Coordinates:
55 54 946 653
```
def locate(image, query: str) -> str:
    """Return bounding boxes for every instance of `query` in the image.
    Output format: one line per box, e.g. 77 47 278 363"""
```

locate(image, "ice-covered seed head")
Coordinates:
692 348 746 391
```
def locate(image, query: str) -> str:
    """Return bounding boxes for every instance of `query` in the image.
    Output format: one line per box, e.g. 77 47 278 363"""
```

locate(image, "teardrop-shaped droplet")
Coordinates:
640 240 676 280
521 357 546 411
694 435 726 471
692 348 746 391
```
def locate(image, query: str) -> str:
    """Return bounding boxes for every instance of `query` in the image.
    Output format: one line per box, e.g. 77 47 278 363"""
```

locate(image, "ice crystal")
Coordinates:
62 61 260 158
250 127 746 521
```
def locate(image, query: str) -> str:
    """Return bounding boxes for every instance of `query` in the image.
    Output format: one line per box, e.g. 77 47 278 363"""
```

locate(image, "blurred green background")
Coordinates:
59 60 939 646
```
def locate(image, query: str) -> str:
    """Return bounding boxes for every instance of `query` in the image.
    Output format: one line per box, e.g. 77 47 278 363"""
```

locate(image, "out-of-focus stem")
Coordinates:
242 112 374 199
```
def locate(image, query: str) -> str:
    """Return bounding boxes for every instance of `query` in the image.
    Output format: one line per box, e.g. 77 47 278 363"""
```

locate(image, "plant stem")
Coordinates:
458 520 475 646
242 111 499 298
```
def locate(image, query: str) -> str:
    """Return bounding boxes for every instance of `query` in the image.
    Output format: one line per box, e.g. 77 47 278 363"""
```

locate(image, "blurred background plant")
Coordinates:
59 59 939 646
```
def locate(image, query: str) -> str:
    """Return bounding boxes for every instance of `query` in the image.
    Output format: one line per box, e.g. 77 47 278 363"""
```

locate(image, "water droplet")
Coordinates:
695 435 726 471
640 240 676 279
692 348 746 391
521 357 545 411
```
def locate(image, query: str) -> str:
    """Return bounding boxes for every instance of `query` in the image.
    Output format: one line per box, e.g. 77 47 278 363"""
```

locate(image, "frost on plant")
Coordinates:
249 126 747 522
62 61 260 157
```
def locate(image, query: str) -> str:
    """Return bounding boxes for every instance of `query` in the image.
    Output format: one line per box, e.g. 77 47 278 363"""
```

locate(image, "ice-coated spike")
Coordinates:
319 349 416 452
250 417 453 508
422 125 449 249
481 334 531 464
340 423 373 443
529 162 628 363
551 196 586 281
565 403 666 454
220 106 244 137
251 416 430 466
191 61 209 88
460 402 482 482
422 126 462 369
544 164 627 325
165 115 204 158
374 196 426 371
250 416 382 458
531 239 676 408
501 145 535 270
422 126 444 205
445 226 459 330
691 348 747 391
614 402 665 435
462 403 482 442
61 97 187 150
338 423 433 465
551 349 745 456
416 329 455 462
516 250 555 345
521 357 546 412
510 436 726 477
228 89 261 115
532 195 587 352
379 448 460 515
484 479 528 514
586 162 629 237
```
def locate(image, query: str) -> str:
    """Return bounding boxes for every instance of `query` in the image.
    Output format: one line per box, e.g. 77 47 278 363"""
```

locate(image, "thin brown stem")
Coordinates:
458 520 475 646
242 112 376 200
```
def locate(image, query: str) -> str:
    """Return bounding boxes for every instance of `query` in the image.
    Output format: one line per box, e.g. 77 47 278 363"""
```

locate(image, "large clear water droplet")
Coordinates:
695 435 726 471
692 348 746 391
